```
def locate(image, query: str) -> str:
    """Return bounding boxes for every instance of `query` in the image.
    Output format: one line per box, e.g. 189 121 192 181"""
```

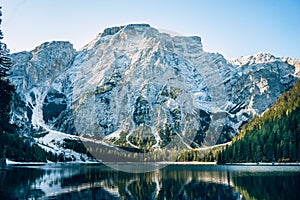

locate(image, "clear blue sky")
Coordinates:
1 0 300 59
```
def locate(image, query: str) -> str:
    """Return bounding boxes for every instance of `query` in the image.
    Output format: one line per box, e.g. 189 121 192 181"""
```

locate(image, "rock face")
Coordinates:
9 24 300 151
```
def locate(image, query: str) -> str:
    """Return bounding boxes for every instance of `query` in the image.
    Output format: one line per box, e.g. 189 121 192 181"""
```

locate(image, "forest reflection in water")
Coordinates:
0 164 299 200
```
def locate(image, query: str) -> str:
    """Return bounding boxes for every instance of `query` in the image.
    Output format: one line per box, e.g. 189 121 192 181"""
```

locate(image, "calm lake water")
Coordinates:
0 164 299 200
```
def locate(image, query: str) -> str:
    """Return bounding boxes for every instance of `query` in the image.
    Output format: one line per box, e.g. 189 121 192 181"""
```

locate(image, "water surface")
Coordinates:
0 164 299 199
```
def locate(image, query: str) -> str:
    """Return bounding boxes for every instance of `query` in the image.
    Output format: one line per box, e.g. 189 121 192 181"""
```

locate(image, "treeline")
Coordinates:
0 69 51 162
0 129 92 162
0 78 92 162
218 79 300 163
177 149 216 162
0 85 50 162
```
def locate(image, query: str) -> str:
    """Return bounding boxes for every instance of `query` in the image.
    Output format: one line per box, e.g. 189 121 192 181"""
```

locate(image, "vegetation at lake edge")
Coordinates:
217 79 300 163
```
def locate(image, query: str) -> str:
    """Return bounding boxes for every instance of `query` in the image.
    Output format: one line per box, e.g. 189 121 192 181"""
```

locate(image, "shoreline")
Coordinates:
221 162 300 166
6 159 101 166
158 162 300 166
5 159 300 167
157 161 217 165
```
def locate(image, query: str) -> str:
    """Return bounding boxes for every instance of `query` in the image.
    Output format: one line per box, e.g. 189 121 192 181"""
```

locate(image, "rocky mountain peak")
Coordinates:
83 24 203 53
229 52 280 66
101 23 151 36
8 24 300 156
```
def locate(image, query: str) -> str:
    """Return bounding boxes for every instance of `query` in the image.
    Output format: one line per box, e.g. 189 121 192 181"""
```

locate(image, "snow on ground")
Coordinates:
34 124 121 162
34 128 96 162
6 159 47 165
6 158 100 165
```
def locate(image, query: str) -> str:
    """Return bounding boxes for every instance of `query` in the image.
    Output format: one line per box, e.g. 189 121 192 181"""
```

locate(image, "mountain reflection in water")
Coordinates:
0 164 299 200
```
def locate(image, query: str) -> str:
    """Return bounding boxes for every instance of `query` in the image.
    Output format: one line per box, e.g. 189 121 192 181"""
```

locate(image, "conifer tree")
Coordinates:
0 6 11 78
0 6 13 133
217 79 300 163
0 6 11 167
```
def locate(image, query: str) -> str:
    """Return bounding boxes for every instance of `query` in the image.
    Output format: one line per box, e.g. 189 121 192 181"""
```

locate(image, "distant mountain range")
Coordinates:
5 24 300 161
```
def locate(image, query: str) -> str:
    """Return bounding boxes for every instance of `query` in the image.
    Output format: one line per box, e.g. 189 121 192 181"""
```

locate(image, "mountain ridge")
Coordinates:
7 24 300 160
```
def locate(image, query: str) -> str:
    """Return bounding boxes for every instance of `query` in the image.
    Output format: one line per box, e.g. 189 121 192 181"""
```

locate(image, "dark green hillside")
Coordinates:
218 78 300 163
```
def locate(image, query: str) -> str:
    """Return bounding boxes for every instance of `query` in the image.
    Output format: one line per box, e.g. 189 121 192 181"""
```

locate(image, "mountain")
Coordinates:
7 24 300 160
217 78 300 163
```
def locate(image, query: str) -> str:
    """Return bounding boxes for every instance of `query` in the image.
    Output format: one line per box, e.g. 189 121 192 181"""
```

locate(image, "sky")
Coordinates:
1 0 300 59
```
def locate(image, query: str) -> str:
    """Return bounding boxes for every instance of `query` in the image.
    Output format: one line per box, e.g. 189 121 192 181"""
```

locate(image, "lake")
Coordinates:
0 164 299 199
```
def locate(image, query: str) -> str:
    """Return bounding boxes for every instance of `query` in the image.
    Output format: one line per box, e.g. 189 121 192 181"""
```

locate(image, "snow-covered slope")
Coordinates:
9 24 300 156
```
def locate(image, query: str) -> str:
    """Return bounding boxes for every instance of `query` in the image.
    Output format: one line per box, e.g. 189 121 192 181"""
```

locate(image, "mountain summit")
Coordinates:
9 24 300 156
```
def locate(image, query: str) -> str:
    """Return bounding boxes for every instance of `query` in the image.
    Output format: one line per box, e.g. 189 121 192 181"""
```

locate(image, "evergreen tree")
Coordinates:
0 7 11 78
217 79 300 163
255 145 263 162
0 6 14 135
0 6 12 166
